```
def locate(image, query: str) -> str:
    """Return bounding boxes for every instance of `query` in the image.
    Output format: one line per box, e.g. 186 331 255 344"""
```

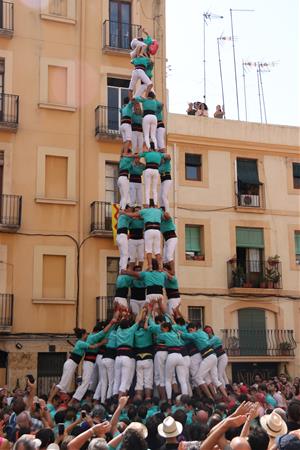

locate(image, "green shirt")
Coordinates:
120 102 133 118
72 339 90 357
145 60 154 79
159 158 171 174
132 277 146 289
132 56 150 67
106 329 117 349
139 150 164 165
129 217 144 230
209 335 223 349
156 330 184 347
165 275 179 290
139 207 163 223
116 275 132 289
160 217 176 233
181 329 210 351
86 330 107 354
139 270 168 287
117 214 131 230
119 156 132 172
116 322 139 347
130 161 145 176
132 112 143 125
134 326 153 348
135 97 162 114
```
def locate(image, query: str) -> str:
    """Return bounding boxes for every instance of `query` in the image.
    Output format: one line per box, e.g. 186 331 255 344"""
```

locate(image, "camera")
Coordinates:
81 410 86 419
26 374 35 384
35 402 40 412
58 423 65 435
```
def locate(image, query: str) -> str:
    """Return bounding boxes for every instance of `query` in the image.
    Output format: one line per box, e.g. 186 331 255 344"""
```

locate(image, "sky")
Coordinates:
166 0 300 127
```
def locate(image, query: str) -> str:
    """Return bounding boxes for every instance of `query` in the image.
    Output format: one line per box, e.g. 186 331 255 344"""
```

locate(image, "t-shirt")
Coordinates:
209 335 223 349
159 158 171 174
116 322 139 347
132 56 150 67
86 330 107 354
135 97 162 113
160 217 175 233
139 207 163 224
181 329 210 351
72 340 90 357
117 214 131 230
119 156 132 172
139 270 168 287
139 151 164 165
120 102 133 118
134 326 153 348
129 217 144 230
132 112 143 125
165 275 178 290
130 162 145 176
116 275 132 289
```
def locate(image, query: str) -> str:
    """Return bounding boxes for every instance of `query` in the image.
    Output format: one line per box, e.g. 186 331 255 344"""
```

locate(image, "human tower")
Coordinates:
55 30 229 405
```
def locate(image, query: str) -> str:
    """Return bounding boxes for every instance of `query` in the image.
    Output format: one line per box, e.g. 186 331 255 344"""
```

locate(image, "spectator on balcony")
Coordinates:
186 103 196 115
128 210 144 271
131 102 144 154
214 104 225 119
129 156 145 208
203 325 229 388
195 102 208 117
120 98 133 154
134 92 162 151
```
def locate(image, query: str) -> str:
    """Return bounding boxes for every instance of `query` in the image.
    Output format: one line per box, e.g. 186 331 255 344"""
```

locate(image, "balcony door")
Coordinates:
236 158 260 206
238 308 267 356
236 227 264 288
0 1 3 30
0 59 4 122
109 0 131 49
0 151 3 222
107 77 129 131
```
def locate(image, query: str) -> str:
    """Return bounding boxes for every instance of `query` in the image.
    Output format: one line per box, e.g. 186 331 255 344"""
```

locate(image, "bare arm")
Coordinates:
119 211 141 218
67 422 111 450
110 396 129 434
201 415 247 450
121 269 140 278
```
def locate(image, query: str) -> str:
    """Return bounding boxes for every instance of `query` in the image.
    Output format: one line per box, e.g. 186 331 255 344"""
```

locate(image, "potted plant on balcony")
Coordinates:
279 341 292 356
264 266 281 288
232 265 245 287
268 254 280 266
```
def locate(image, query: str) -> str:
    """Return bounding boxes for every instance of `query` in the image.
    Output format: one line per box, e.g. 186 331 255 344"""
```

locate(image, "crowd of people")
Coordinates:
186 103 225 119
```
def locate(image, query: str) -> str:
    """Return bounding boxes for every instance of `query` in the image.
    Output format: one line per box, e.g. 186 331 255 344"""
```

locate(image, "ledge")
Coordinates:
0 29 13 38
228 287 282 295
90 230 113 237
35 197 77 205
102 46 130 56
38 103 77 112
235 206 265 214
228 355 295 362
40 13 76 25
32 298 76 305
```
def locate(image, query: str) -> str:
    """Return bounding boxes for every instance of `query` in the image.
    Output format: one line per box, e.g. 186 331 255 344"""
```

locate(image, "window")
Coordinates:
45 155 68 199
185 154 201 181
49 0 68 16
235 227 264 288
293 163 300 189
42 255 66 299
41 0 76 22
37 352 67 396
105 162 120 204
109 0 131 49
107 257 119 297
48 66 68 105
236 158 261 207
295 231 300 264
0 151 3 195
185 225 204 260
107 77 129 131
188 306 204 327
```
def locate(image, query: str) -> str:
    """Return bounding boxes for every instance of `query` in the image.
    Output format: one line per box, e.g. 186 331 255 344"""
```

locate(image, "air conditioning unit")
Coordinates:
240 194 259 207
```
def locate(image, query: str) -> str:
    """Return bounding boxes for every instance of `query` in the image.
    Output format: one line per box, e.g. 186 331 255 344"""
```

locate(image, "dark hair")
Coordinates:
248 427 269 450
123 97 130 105
187 322 198 330
288 400 300 422
36 429 55 449
17 427 31 438
146 415 165 449
119 319 130 329
161 322 172 332
173 409 187 427
152 259 159 271
121 429 147 450
155 315 165 324
160 401 171 413
148 91 155 99
137 405 148 419
54 410 66 424
149 198 155 207
175 317 186 326
127 405 137 420
203 325 214 335
188 423 208 442
74 328 87 339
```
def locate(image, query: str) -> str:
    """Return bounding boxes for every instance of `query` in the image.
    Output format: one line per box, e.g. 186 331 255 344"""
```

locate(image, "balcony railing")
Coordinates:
0 2 14 36
96 296 114 322
0 194 22 230
235 182 265 208
222 329 296 357
102 20 141 51
0 94 19 130
227 259 282 289
90 201 113 235
95 105 121 139
0 294 13 330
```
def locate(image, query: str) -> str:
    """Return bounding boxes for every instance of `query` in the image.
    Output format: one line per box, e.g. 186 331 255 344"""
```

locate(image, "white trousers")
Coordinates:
156 127 166 150
114 355 136 394
116 233 128 272
167 297 181 316
129 68 152 92
190 353 202 387
88 362 99 391
163 237 178 263
154 350 168 387
120 123 132 142
129 182 143 207
128 238 144 262
132 131 144 153
144 168 159 205
130 299 146 315
73 360 95 401
196 353 222 387
183 355 192 396
144 229 161 255
135 359 154 390
100 357 115 403
218 353 229 386
159 179 172 211
165 353 188 400
142 115 157 149
57 358 77 393
117 176 129 210
92 354 103 400
135 82 147 97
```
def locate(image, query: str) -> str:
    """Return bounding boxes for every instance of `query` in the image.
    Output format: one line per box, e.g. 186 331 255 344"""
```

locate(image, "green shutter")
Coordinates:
237 158 259 184
236 227 264 248
185 226 201 252
295 232 300 254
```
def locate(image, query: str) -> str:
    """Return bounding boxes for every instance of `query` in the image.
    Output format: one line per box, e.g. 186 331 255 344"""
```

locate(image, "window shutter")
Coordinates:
236 227 264 248
185 226 201 252
295 232 300 254
237 158 259 185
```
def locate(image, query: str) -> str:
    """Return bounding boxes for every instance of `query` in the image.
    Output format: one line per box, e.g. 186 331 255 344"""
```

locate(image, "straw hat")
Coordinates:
125 422 148 439
260 411 287 437
157 416 183 438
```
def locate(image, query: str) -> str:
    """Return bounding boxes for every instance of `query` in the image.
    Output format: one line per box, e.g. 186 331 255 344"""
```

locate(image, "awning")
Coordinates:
236 227 264 248
237 158 259 185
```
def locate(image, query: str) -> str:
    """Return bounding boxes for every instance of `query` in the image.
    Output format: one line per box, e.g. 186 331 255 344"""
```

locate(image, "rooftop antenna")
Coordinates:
217 36 236 120
229 9 255 120
203 11 223 103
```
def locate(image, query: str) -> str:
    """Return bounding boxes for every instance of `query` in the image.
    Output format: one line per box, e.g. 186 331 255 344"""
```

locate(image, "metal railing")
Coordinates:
0 294 13 327
222 329 296 357
95 105 121 137
227 259 282 289
0 194 22 228
90 201 112 234
0 1 14 34
235 182 265 208
102 20 141 50
0 94 19 127
96 296 114 322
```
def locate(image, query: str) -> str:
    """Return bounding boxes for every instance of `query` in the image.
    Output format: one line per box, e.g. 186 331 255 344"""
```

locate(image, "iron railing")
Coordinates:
95 105 121 138
0 94 19 128
0 194 22 229
227 259 282 289
0 1 14 34
235 182 265 208
96 296 114 322
102 20 141 51
0 294 13 328
222 329 296 357
90 201 113 234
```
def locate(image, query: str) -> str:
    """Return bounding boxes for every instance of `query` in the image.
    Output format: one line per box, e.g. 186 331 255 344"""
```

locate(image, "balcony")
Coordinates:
102 20 141 53
96 296 114 322
0 94 19 131
0 294 13 332
0 194 22 231
222 329 296 357
90 201 113 236
227 259 282 289
95 105 121 140
235 182 265 209
0 2 14 37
